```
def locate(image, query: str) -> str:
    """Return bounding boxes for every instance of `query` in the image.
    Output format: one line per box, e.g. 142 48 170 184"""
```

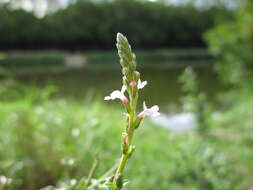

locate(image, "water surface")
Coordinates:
18 64 224 112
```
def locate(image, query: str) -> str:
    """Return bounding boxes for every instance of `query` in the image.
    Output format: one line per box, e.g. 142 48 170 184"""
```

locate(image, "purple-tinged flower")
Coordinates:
138 101 160 120
104 86 129 105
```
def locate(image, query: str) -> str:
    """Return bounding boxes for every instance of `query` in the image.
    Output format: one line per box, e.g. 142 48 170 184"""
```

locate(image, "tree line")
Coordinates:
0 0 232 50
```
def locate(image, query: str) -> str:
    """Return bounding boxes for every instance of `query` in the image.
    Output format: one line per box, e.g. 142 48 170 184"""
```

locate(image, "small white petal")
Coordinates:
138 79 147 89
150 105 159 113
104 96 112 100
143 101 147 110
111 90 124 100
104 86 127 102
121 85 127 93
142 101 160 118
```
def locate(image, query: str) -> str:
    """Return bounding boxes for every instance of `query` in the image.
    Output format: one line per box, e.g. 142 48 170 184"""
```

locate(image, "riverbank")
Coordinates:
0 49 214 73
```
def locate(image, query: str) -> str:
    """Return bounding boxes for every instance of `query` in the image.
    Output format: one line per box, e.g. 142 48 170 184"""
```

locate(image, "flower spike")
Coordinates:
103 33 159 190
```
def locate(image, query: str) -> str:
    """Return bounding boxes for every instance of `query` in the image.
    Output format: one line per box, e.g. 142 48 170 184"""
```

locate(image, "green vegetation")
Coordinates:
0 81 247 190
86 49 213 66
0 22 253 188
204 0 253 187
0 52 65 68
205 0 253 86
0 49 213 71
0 0 231 49
0 0 253 189
179 67 212 134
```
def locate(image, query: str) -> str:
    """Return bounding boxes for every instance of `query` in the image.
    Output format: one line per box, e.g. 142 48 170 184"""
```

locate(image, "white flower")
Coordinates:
61 158 76 166
0 176 7 185
68 158 75 165
137 79 147 89
138 101 160 119
0 176 12 186
72 128 80 137
104 86 128 104
70 179 77 186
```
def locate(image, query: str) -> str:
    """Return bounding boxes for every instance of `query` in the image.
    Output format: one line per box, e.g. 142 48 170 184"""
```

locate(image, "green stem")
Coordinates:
128 109 135 144
114 106 136 189
86 154 99 186
115 154 128 176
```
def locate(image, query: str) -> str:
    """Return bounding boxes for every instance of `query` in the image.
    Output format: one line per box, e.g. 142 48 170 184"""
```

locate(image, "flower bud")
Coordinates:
132 53 136 61
135 71 140 82
122 76 128 87
130 80 137 91
125 114 130 131
120 59 124 67
122 132 128 154
135 112 145 129
122 67 128 75
123 100 131 113
137 112 145 121
116 33 135 69
122 97 129 106
122 132 128 144
126 114 129 123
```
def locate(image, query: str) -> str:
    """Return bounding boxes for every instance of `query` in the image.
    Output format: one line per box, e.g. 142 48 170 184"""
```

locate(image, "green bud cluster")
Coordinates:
117 33 137 81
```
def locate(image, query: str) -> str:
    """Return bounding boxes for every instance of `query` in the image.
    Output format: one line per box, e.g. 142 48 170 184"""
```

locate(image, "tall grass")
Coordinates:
0 79 247 190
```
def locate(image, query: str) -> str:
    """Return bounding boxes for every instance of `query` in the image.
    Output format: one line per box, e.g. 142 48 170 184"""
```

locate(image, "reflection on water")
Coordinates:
18 65 224 112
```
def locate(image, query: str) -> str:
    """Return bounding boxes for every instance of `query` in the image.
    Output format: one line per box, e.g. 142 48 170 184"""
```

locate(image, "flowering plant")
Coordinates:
103 33 160 190
65 33 160 190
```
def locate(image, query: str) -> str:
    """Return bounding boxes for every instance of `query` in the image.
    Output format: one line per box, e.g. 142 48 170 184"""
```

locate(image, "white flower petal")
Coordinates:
150 105 159 113
104 86 127 101
110 90 124 100
121 85 127 93
138 79 147 89
104 96 112 100
143 101 147 110
142 101 160 117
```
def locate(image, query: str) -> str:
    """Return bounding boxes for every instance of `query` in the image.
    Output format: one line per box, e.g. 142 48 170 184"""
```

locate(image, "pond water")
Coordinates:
18 64 224 113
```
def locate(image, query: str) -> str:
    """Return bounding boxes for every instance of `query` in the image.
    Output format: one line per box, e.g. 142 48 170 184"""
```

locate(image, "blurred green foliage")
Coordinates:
205 0 253 136
204 0 253 188
179 67 212 134
0 79 246 190
0 0 232 49
86 49 213 66
205 0 253 86
0 53 65 68
0 0 253 188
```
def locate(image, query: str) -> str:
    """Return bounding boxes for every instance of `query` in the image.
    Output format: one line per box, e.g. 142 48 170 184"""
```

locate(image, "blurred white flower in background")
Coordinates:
72 128 80 137
70 179 77 186
0 175 12 186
